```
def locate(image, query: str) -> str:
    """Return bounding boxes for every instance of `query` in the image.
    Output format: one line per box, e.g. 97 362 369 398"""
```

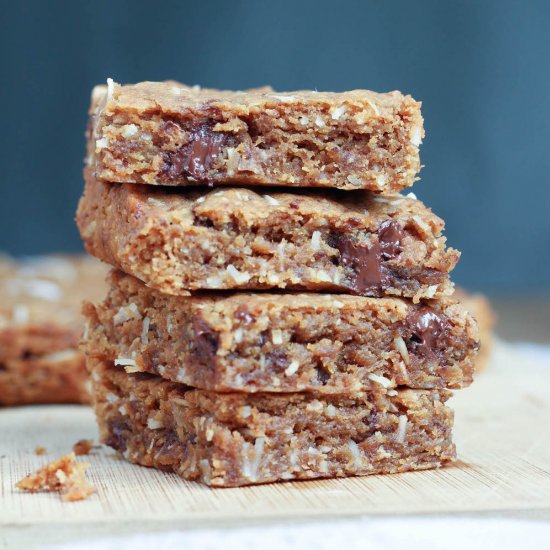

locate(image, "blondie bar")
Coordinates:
90 357 455 487
77 173 458 301
82 271 479 393
88 80 423 192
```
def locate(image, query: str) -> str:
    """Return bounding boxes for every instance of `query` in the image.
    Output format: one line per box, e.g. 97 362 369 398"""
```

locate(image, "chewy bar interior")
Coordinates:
83 271 480 393
77 79 475 487
77 173 458 301
90 358 455 487
88 80 424 192
0 256 108 405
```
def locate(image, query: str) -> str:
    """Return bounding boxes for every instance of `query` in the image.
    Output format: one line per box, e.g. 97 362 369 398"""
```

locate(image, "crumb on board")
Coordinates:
73 439 94 456
15 452 95 502
34 446 47 456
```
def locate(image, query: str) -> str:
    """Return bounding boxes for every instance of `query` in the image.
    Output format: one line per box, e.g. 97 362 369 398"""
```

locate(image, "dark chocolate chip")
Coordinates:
156 432 182 464
315 365 331 385
329 221 406 294
105 418 130 452
192 318 219 369
162 124 228 182
266 350 289 372
193 216 214 228
404 306 450 363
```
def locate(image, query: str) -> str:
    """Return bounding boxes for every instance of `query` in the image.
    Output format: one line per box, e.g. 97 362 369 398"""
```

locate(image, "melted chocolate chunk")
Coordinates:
162 124 228 182
337 237 383 293
378 220 406 259
404 306 450 364
192 318 219 369
330 221 405 294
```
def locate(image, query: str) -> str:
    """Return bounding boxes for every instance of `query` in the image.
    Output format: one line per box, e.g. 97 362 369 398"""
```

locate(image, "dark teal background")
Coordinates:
1 0 548 292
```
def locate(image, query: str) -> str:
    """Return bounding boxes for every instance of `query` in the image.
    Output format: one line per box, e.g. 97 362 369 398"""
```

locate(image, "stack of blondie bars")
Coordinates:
77 80 479 486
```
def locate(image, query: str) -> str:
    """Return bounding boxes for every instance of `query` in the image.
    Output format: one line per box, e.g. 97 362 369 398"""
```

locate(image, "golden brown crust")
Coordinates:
88 80 423 192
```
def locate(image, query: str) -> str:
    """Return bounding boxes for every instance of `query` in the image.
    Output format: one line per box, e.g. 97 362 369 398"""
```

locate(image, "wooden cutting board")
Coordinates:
2 340 550 549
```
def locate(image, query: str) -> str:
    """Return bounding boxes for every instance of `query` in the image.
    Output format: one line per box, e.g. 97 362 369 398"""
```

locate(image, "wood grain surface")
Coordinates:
1 340 549 549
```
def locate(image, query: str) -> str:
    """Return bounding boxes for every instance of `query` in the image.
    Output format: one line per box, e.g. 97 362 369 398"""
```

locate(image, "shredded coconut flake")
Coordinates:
412 215 431 234
263 194 280 206
114 356 137 367
166 314 173 335
314 115 325 127
141 316 151 345
147 418 163 430
365 98 380 116
226 265 251 285
105 392 118 403
122 124 138 138
113 303 142 325
376 173 388 186
396 415 408 443
314 270 332 283
233 327 243 344
406 192 418 200
271 329 283 345
410 126 423 146
310 230 322 251
424 285 439 298
367 373 393 388
239 405 252 418
248 437 266 481
284 360 300 377
95 137 108 150
106 78 115 101
331 105 347 120
346 175 363 186
147 197 164 207
348 440 362 468
272 95 295 102
394 336 410 365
